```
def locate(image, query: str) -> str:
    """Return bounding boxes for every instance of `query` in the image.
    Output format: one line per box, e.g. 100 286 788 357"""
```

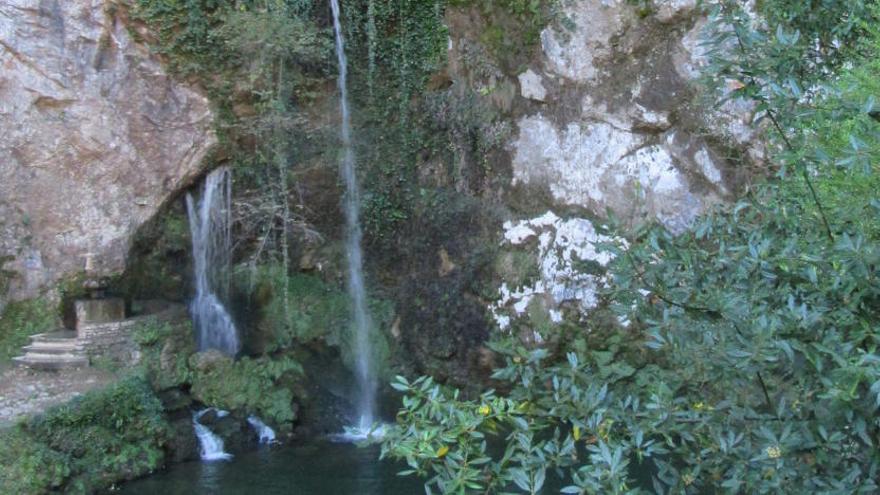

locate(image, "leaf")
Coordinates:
534 467 546 492
510 468 530 492
870 380 880 408
787 77 802 99
863 95 876 114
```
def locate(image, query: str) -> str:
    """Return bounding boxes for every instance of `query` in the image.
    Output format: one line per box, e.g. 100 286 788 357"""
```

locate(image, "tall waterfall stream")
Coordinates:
330 0 379 435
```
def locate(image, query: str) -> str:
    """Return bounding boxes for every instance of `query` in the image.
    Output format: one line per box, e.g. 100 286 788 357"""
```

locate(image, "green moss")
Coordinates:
0 376 170 494
190 355 303 426
449 0 557 63
0 298 56 364
240 264 396 379
241 266 349 351
135 314 305 427
494 250 540 289
113 206 191 302
0 427 70 493
0 255 15 295
135 318 195 391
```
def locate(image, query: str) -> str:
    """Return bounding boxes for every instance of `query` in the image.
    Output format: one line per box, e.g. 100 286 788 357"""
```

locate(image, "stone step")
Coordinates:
12 353 89 371
30 330 78 344
22 342 83 355
17 351 86 360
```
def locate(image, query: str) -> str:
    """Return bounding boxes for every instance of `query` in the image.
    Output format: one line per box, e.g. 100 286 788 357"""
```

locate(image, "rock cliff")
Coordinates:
0 0 215 307
439 0 761 341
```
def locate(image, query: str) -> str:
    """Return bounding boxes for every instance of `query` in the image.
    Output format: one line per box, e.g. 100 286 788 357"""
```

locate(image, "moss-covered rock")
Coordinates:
188 352 302 432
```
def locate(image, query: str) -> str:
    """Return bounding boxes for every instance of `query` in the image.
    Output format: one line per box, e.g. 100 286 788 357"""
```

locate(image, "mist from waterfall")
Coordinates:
330 0 378 432
186 167 240 356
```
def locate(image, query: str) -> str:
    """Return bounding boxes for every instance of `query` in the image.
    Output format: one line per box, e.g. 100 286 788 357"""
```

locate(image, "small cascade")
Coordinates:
247 416 277 444
328 423 388 444
186 167 239 355
193 409 232 461
330 0 379 433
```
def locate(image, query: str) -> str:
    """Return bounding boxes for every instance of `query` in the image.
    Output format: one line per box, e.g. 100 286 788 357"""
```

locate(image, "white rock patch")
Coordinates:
511 114 711 233
518 69 548 101
540 0 630 82
512 115 644 204
490 212 624 330
655 0 698 23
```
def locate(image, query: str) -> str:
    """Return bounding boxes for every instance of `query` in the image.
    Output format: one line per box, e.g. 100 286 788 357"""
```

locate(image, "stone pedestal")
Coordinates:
74 298 126 331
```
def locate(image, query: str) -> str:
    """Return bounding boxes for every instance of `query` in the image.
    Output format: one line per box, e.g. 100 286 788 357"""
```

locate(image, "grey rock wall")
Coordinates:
505 0 732 232
0 0 215 307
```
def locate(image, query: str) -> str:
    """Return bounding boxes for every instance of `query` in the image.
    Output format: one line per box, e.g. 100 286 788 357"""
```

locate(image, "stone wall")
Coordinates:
78 303 189 364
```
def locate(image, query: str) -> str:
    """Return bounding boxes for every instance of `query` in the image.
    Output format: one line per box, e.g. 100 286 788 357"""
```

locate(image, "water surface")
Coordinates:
120 441 423 495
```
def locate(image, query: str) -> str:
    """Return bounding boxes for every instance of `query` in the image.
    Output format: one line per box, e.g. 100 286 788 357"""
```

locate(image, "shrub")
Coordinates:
0 297 56 363
0 376 170 494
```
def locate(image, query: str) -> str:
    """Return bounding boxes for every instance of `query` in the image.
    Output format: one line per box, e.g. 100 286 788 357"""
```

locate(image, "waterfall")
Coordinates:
186 167 240 355
247 415 277 444
330 0 378 433
193 409 232 461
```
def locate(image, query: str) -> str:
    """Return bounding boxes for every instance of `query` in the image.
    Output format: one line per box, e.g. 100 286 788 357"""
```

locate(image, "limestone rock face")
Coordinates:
444 1 762 334
0 0 215 305
505 0 735 232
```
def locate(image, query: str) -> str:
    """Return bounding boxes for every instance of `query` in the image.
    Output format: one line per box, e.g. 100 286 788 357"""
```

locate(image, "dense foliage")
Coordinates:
0 376 170 494
381 2 880 493
0 298 54 363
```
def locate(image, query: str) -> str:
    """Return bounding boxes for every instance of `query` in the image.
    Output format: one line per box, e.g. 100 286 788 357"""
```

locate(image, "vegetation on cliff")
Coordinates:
381 1 880 493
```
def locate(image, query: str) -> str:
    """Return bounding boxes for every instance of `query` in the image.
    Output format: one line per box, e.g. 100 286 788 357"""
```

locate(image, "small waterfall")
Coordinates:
247 415 277 444
193 409 232 461
330 0 378 433
186 167 240 355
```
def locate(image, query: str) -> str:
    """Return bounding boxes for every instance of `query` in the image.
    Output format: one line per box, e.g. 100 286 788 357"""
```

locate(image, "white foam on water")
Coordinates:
193 408 233 461
247 415 277 444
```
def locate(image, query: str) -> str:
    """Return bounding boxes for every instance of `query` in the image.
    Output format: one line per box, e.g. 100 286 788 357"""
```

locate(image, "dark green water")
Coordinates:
119 441 424 495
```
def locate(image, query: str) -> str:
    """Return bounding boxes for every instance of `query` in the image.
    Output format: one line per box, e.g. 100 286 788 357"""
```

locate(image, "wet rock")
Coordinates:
213 413 258 453
157 388 193 412
166 416 200 463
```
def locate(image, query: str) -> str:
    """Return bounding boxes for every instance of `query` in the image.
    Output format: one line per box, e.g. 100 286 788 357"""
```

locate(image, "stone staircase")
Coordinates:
11 299 188 372
12 331 89 370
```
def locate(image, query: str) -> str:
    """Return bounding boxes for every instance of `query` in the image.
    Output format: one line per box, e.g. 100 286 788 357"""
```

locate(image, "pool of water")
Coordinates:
119 440 424 495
